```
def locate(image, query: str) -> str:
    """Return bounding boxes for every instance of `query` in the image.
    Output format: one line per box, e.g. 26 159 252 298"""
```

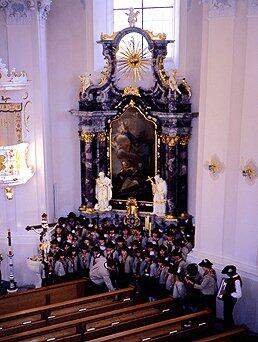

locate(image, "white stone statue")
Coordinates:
168 69 181 96
151 175 167 217
94 172 112 212
126 7 140 27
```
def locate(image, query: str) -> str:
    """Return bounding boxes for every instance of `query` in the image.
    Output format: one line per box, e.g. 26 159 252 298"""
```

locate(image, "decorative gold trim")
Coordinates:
0 154 6 171
97 132 106 142
179 135 191 145
145 30 167 41
5 187 14 200
240 158 257 183
100 31 118 41
99 57 111 87
79 205 95 214
129 99 136 107
123 86 141 97
80 131 95 143
165 214 177 220
0 103 22 112
15 112 22 143
158 57 169 87
161 134 179 147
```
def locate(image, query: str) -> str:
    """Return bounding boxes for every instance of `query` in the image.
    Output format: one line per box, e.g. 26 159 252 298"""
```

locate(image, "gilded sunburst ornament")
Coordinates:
116 36 152 83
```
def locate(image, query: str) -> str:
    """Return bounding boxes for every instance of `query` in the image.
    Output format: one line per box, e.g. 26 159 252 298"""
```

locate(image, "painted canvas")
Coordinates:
110 107 156 202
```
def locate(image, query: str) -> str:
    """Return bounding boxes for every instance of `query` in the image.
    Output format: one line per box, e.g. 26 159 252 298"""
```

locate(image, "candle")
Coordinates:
149 222 152 237
7 229 11 246
145 216 150 230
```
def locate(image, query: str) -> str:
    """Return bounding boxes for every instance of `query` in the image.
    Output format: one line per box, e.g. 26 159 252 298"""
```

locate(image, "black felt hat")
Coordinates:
198 259 213 268
222 265 237 276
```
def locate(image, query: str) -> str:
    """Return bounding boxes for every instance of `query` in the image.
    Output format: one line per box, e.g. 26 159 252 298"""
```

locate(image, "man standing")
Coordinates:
89 248 114 293
221 265 242 328
186 259 217 316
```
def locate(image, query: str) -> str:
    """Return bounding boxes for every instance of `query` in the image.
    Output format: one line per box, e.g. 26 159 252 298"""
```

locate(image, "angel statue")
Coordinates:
79 72 92 95
126 7 140 27
148 175 167 217
94 172 112 212
168 69 181 97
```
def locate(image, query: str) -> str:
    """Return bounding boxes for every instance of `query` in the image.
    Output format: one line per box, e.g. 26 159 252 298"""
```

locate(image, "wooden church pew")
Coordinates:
0 278 88 315
0 307 212 342
87 309 213 342
0 297 174 342
0 286 134 337
193 325 248 341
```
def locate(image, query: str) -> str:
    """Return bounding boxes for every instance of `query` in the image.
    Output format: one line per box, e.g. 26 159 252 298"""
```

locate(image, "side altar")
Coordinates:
70 22 197 225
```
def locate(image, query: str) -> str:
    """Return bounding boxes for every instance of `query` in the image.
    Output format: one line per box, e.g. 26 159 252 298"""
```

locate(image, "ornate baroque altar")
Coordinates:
70 25 197 222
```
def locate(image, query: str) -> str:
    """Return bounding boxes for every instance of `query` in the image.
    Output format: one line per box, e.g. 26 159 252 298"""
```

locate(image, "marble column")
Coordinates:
80 131 95 211
96 131 107 175
178 134 191 214
161 134 179 217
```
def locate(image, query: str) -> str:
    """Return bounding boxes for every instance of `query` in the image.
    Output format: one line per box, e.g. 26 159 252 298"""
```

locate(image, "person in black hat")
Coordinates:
186 259 217 316
221 265 242 328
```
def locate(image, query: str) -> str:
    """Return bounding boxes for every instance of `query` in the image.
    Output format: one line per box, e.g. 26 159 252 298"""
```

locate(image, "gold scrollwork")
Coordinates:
79 205 95 214
100 31 118 41
99 57 111 87
179 135 191 146
144 30 167 41
15 112 22 143
97 132 106 142
161 134 179 147
123 86 141 97
0 103 22 112
158 57 169 87
80 131 95 143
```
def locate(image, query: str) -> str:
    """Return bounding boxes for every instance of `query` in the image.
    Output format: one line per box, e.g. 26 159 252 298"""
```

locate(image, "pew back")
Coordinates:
0 279 88 315
193 325 248 341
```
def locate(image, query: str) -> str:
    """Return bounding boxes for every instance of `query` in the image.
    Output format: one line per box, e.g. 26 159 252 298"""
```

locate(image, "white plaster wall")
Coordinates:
193 1 258 332
185 0 203 218
0 12 54 285
47 0 86 218
0 12 8 64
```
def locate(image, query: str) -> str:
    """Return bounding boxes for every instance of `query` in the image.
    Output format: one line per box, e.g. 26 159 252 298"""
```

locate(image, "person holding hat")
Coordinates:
186 259 217 316
221 265 242 328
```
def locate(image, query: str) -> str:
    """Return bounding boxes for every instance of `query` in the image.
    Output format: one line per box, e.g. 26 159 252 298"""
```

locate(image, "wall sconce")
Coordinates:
240 159 257 184
0 142 34 197
5 187 14 200
205 154 224 179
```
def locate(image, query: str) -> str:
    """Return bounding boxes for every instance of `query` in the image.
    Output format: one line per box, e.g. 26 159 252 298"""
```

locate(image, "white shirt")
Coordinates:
231 277 242 299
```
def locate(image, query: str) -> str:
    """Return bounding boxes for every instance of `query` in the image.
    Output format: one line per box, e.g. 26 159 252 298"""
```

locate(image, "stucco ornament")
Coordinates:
201 0 236 17
37 0 52 20
0 0 35 24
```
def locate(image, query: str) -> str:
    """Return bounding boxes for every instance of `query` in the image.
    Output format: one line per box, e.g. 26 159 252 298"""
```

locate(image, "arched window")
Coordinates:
93 0 181 71
113 0 176 59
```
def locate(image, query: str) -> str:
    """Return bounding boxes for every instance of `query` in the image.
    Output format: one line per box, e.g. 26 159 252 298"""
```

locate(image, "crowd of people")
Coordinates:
41 212 242 328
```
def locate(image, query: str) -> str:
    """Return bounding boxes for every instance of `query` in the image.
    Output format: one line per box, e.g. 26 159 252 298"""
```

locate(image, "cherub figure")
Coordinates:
168 69 181 96
79 72 92 95
126 7 140 27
